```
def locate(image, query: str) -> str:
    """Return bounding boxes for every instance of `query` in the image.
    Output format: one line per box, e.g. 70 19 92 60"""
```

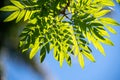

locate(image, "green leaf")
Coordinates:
29 38 40 59
24 10 31 21
100 18 120 26
82 51 96 62
46 42 50 53
40 47 46 63
94 10 111 17
66 40 74 45
53 46 59 61
65 53 72 66
96 28 110 37
106 26 117 34
90 22 103 26
83 16 96 22
16 10 26 23
4 11 20 22
0 6 19 11
78 53 84 69
10 0 24 8
92 28 105 40
80 13 90 19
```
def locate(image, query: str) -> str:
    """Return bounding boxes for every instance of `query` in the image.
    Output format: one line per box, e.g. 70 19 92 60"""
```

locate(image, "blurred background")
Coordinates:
0 0 52 80
0 0 120 80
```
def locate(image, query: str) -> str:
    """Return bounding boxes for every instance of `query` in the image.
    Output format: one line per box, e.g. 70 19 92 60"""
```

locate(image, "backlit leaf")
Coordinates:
59 51 64 67
100 38 114 46
91 36 106 56
65 53 71 66
102 0 114 6
92 28 105 40
0 6 19 11
94 10 111 17
78 53 84 69
95 41 106 56
106 26 117 34
16 10 26 23
100 18 120 26
29 38 39 59
0 0 119 68
24 10 31 21
10 0 24 8
82 51 96 62
53 46 59 61
4 11 20 22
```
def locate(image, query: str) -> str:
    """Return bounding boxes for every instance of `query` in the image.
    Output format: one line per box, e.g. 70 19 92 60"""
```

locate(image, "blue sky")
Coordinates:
2 1 120 80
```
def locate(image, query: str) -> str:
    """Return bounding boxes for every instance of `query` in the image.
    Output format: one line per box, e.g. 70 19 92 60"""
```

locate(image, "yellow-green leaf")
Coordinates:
59 51 64 67
78 53 84 69
4 11 20 22
100 38 114 46
91 36 106 56
16 10 26 23
106 26 117 34
86 31 92 43
29 38 40 59
10 0 24 8
70 28 80 56
96 41 106 56
94 10 111 17
86 0 92 5
101 0 115 6
97 28 110 37
100 18 120 26
24 10 31 21
82 51 96 62
0 5 19 11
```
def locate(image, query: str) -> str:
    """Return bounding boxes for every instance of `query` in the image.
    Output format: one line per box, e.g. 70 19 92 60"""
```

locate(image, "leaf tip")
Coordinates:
81 66 85 69
29 54 33 59
103 52 106 57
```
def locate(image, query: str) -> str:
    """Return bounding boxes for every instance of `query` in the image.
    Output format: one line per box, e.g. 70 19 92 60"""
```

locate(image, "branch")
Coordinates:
60 0 70 15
